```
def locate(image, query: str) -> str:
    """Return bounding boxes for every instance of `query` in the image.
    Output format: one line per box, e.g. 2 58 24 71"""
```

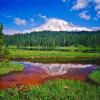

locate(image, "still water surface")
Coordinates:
0 61 98 89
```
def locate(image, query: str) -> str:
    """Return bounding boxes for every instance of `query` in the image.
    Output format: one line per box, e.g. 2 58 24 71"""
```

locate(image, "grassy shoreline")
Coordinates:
9 57 100 65
0 49 100 99
0 79 100 100
0 61 24 75
8 49 100 58
8 49 100 64
89 70 100 83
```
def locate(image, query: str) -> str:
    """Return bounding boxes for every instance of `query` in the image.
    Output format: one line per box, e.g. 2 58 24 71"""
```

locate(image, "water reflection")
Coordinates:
27 63 94 75
0 62 97 89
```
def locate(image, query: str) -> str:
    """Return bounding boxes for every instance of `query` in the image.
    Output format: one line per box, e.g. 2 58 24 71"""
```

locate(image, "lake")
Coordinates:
0 61 99 89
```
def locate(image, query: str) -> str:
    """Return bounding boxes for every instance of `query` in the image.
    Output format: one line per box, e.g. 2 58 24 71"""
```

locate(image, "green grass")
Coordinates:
0 61 24 75
7 48 100 63
8 49 100 58
89 70 100 83
0 80 100 100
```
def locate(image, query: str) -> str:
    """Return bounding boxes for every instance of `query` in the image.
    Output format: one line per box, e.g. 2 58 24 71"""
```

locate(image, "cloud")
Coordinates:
95 4 100 11
94 0 100 11
96 11 100 17
4 18 35 35
94 0 100 18
72 0 88 10
3 29 22 35
71 0 100 19
91 26 100 30
38 14 48 21
14 18 27 26
79 11 91 20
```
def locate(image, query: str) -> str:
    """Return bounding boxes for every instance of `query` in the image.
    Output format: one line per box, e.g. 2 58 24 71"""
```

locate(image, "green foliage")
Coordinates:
5 31 100 50
0 80 100 100
89 70 100 83
0 23 9 58
0 23 4 56
0 23 4 46
0 61 24 75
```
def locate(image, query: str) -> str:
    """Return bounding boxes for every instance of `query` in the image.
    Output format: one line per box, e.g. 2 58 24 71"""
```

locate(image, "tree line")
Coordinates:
0 23 4 57
5 31 100 50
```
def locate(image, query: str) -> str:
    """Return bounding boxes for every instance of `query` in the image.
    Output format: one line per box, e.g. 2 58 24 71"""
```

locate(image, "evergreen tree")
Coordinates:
0 23 4 56
4 31 100 50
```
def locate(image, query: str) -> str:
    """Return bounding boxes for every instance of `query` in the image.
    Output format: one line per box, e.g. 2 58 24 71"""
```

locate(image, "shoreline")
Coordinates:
9 57 100 65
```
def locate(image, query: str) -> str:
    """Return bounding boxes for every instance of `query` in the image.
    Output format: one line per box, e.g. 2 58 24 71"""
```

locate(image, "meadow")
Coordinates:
0 79 100 100
0 47 100 100
1 42 100 100
89 70 100 83
7 47 100 64
0 60 24 75
8 48 100 58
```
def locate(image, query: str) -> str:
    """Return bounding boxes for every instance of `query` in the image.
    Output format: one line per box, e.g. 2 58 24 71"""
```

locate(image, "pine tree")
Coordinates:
0 23 4 56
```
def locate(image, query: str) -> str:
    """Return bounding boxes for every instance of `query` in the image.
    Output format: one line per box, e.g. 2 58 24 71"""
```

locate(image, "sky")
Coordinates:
0 0 100 34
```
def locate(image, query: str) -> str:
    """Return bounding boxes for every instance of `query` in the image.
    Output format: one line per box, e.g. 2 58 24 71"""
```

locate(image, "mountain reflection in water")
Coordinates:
0 62 97 89
28 63 94 76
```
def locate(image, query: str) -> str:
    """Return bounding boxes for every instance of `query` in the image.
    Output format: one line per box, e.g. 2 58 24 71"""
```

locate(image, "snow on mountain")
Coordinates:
4 18 92 35
29 18 92 32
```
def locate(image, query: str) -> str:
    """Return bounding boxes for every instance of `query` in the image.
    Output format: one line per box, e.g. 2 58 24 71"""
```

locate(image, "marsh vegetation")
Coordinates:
0 80 100 100
0 24 100 100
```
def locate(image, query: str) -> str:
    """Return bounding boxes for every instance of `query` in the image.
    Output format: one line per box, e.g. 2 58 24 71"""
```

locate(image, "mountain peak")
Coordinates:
25 18 92 33
32 18 92 32
46 18 69 25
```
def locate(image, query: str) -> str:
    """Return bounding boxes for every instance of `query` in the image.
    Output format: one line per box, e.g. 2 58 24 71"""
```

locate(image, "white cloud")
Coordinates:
94 0 100 10
95 5 100 11
3 29 22 35
96 11 100 17
93 0 100 18
38 14 48 21
71 0 100 19
14 18 27 26
4 18 35 35
97 11 100 15
72 0 88 10
79 11 91 20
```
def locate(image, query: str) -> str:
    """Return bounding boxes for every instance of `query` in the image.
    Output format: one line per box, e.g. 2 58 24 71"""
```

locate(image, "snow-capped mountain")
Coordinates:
11 18 92 34
28 18 92 32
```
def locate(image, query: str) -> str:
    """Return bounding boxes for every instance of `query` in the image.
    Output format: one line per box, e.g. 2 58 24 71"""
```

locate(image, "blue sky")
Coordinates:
0 0 100 34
